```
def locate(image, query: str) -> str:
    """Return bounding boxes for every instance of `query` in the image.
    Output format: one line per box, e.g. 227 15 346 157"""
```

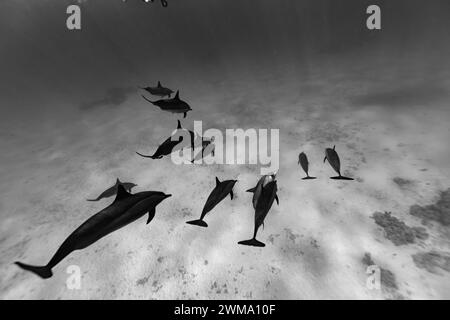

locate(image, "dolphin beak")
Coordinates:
164 194 172 198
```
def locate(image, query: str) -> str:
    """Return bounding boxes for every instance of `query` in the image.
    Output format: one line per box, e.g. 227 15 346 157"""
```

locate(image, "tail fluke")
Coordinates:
15 262 53 279
186 219 208 227
238 238 265 247
136 151 159 159
330 176 354 180
302 176 317 180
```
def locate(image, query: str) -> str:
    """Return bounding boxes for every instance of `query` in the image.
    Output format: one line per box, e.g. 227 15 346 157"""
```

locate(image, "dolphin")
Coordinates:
15 185 172 279
136 135 182 159
186 177 237 227
140 81 173 98
239 180 278 247
176 120 195 151
324 145 354 180
136 122 186 159
298 152 316 180
191 137 215 163
87 178 137 201
246 174 278 209
142 91 192 118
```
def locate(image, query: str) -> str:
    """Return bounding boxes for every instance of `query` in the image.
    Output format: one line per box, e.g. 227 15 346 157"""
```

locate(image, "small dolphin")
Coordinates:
239 180 279 247
186 177 237 227
136 122 187 159
142 91 192 118
298 152 316 180
15 185 172 279
136 135 182 159
176 120 195 151
246 174 278 209
140 81 173 98
87 178 137 202
324 145 354 180
191 137 215 163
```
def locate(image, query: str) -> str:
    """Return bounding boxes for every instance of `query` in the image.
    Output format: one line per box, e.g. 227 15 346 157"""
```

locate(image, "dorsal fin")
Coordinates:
175 91 180 100
116 178 121 184
333 145 336 150
177 120 182 129
215 177 220 186
157 81 162 88
114 184 132 202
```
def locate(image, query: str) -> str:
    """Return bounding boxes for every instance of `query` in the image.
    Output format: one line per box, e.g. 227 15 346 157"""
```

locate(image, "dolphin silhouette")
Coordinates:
140 81 173 98
246 174 278 209
142 90 192 118
136 120 192 159
298 152 316 180
87 178 137 201
15 185 172 279
186 177 237 227
136 136 182 159
323 145 354 180
239 180 278 247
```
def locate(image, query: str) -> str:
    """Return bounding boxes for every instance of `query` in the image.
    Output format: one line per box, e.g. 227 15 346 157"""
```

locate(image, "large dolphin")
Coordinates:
15 185 172 279
324 145 354 180
298 152 316 180
239 180 279 247
140 81 173 98
87 178 137 201
186 177 237 227
246 174 278 209
142 91 192 118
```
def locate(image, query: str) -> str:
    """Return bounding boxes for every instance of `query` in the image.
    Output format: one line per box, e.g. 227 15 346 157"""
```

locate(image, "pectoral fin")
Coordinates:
323 156 327 163
230 190 234 200
147 208 156 224
246 187 256 193
275 195 279 205
183 112 187 118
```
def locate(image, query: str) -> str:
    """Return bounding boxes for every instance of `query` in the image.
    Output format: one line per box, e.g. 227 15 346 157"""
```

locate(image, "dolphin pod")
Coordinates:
15 185 171 279
186 177 237 227
142 90 192 118
140 81 174 98
87 178 137 201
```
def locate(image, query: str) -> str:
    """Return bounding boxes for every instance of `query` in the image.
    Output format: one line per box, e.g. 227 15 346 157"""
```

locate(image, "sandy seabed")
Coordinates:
1 70 449 300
